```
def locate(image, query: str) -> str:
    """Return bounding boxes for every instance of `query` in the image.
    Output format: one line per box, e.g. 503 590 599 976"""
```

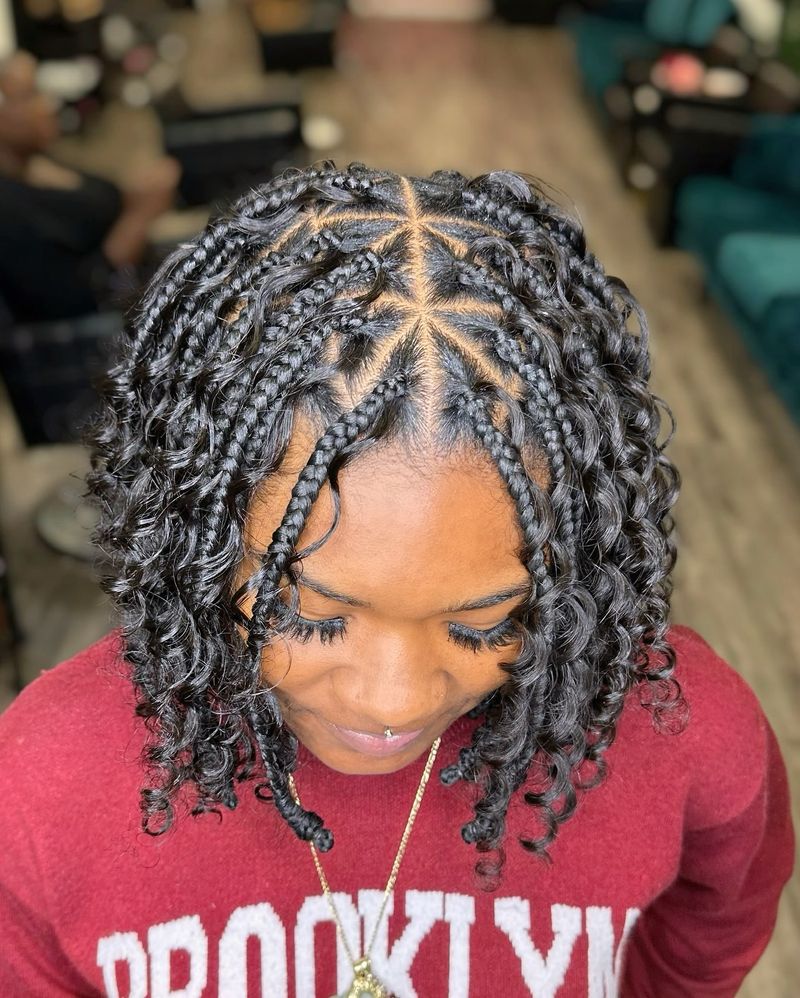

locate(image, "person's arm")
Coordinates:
622 718 794 996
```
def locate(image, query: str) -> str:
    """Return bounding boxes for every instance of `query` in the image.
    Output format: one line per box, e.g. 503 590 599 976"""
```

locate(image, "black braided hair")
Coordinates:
86 161 683 888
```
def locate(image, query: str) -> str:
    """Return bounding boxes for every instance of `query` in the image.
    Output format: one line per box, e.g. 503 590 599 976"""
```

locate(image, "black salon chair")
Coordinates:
0 304 122 688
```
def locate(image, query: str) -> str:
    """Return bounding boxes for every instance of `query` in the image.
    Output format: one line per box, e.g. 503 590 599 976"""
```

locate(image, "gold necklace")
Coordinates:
287 736 442 998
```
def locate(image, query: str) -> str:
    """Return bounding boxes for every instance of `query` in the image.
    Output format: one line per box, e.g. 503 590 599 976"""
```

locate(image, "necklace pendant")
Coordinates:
338 955 394 998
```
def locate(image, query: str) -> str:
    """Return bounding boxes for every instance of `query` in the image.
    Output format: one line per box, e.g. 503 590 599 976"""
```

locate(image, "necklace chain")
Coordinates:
287 736 442 976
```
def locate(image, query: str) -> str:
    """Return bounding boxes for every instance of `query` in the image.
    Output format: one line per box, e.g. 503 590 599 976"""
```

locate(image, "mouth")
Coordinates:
324 719 426 758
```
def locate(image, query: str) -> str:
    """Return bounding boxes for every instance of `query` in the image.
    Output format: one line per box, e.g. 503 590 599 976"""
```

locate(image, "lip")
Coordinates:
326 720 425 757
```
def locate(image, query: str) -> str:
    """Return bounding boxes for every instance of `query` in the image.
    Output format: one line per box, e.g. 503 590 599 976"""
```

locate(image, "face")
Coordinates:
235 423 536 776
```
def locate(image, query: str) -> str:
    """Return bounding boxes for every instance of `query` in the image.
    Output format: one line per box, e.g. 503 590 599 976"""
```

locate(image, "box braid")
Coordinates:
129 164 367 364
155 227 349 497
459 175 680 716
444 390 554 849
193 249 387 569
86 161 683 886
450 260 582 560
246 372 409 851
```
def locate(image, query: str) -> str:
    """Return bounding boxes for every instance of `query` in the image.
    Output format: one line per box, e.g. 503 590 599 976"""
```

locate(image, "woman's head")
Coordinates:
88 162 682 885
237 422 533 778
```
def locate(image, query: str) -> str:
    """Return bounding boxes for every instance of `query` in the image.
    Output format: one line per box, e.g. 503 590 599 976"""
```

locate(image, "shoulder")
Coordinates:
0 633 148 952
668 623 768 755
622 624 773 828
668 623 766 732
0 631 141 784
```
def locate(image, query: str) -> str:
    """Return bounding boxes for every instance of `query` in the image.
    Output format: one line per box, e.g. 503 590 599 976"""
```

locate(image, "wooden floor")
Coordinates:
0 12 797 993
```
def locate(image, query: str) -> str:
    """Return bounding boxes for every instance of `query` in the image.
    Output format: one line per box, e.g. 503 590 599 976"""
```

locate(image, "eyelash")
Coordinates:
276 610 519 653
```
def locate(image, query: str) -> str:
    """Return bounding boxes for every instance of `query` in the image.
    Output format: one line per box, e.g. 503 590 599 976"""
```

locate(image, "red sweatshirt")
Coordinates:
0 624 793 997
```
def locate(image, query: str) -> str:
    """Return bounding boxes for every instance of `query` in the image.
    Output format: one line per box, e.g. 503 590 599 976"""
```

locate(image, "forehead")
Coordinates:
243 425 539 612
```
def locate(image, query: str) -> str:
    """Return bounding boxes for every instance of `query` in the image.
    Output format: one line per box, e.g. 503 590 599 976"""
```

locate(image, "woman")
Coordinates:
0 163 792 997
0 50 179 322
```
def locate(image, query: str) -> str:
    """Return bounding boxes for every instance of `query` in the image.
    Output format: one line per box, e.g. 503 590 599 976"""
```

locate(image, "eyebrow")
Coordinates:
294 572 531 615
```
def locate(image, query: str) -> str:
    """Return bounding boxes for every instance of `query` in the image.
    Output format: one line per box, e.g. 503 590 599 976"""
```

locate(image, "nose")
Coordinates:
338 630 448 732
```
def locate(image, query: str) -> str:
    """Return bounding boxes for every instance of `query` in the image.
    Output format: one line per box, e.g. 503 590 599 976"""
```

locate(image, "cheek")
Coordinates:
259 639 303 692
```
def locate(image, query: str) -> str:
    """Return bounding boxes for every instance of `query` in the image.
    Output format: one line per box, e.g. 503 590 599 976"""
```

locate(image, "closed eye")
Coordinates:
448 618 518 652
274 607 519 653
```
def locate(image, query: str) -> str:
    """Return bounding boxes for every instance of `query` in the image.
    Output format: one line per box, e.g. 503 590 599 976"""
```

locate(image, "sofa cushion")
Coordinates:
716 232 800 324
733 115 800 198
645 0 733 47
675 176 800 263
564 15 658 102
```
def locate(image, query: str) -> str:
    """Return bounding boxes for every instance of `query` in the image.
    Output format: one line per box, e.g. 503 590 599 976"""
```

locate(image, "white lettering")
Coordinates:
148 914 208 998
444 893 475 998
95 893 645 996
494 899 582 997
294 892 360 997
96 932 147 998
218 902 288 997
586 906 640 998
365 889 444 998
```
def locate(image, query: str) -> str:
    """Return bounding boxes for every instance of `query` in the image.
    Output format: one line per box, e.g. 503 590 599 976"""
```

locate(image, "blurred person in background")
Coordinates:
0 50 179 323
